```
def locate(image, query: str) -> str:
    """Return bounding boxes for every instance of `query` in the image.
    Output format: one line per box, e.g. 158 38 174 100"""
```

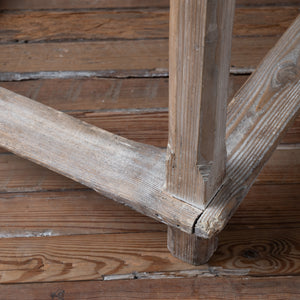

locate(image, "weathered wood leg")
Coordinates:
167 227 218 265
166 0 235 264
0 0 298 268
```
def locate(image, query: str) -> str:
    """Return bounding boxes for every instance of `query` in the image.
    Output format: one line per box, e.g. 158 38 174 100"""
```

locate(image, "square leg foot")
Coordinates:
167 226 218 265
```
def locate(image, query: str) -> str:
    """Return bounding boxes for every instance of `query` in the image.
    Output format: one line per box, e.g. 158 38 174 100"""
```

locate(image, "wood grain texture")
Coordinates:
167 227 218 265
0 183 297 237
228 75 249 100
0 0 298 294
0 76 297 153
237 0 300 6
0 276 299 300
167 0 235 208
0 154 84 192
166 0 235 264
0 108 296 152
283 115 300 143
0 232 194 283
0 37 291 79
0 0 298 10
0 78 169 111
0 0 170 10
212 228 300 276
0 40 169 74
0 190 166 237
195 15 300 238
231 35 280 69
0 227 298 283
0 87 202 234
254 147 300 184
0 7 298 43
228 184 300 230
234 6 300 37
0 109 169 149
0 109 169 150
0 75 239 114
0 148 296 193
0 10 169 42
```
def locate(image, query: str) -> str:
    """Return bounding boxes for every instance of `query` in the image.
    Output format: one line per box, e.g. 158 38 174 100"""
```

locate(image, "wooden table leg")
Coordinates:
168 227 218 265
167 0 235 264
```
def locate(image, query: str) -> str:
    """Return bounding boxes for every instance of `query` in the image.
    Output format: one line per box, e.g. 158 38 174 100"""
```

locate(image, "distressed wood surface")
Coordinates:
195 15 300 238
166 0 235 208
0 10 169 42
0 40 169 75
0 7 298 43
0 147 296 193
0 37 288 80
237 0 300 6
0 75 239 114
0 78 170 111
0 9 298 239
0 190 166 237
0 9 169 42
254 147 300 184
228 184 300 230
0 0 298 295
3 276 300 300
166 0 235 265
0 0 299 10
0 154 84 191
0 87 202 234
0 109 170 149
0 77 298 152
212 228 300 276
0 227 298 283
0 0 170 10
0 183 297 237
283 115 300 143
167 226 218 265
0 107 296 152
0 0 297 10
0 2 298 82
0 276 299 300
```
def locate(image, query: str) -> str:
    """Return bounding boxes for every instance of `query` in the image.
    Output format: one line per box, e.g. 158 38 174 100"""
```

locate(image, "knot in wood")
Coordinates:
271 55 300 90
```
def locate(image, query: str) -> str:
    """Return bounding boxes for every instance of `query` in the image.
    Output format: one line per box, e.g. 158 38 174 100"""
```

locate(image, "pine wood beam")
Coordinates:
0 87 202 234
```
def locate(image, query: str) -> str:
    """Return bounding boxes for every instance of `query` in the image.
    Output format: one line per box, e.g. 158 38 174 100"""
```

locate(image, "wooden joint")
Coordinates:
0 87 204 235
195 14 300 239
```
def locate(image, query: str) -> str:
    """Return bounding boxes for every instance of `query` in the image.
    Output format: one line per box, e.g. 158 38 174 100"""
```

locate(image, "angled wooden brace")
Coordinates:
0 2 299 265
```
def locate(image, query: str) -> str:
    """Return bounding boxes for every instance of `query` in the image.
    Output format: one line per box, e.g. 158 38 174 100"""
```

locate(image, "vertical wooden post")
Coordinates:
167 0 235 264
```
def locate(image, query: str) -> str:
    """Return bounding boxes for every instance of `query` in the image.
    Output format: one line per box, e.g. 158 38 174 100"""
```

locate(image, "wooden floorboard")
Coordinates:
0 7 298 43
0 0 298 297
0 73 246 107
0 227 298 283
0 190 166 237
0 36 293 76
0 184 298 237
0 276 299 300
0 0 298 10
0 78 170 111
0 0 171 10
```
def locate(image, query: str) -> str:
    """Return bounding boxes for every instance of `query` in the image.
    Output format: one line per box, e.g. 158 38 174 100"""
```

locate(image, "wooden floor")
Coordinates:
0 0 299 299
